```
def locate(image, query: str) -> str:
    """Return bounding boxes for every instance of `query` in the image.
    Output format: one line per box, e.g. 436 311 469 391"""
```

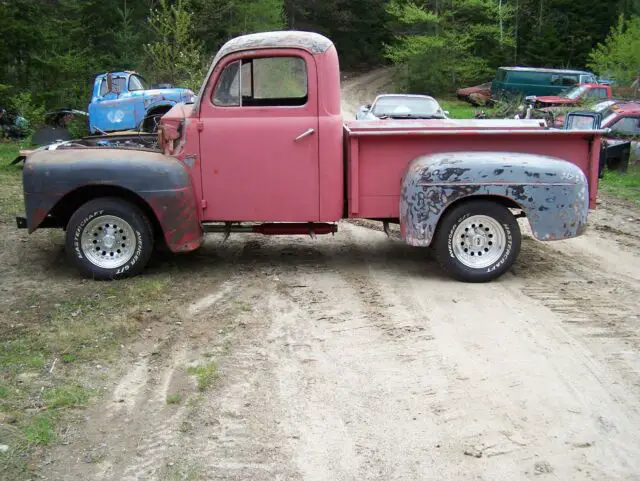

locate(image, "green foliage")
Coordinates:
385 0 514 94
10 92 45 133
144 0 207 91
187 363 217 391
43 385 92 409
166 394 183 404
22 413 57 446
600 164 640 204
0 0 636 114
588 15 640 85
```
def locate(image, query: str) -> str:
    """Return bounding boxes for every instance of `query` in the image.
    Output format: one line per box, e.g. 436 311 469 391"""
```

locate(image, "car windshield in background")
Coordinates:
560 85 588 99
372 96 443 118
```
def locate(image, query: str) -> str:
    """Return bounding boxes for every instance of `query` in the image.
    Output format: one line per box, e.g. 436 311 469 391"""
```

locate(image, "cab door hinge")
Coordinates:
196 120 204 132
201 199 208 209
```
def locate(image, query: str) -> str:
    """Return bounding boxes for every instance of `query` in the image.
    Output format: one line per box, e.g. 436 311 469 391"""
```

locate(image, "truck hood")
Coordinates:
143 88 196 105
534 96 577 105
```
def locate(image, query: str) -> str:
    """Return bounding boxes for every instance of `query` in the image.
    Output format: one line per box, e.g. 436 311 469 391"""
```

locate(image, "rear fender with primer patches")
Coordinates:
400 152 589 246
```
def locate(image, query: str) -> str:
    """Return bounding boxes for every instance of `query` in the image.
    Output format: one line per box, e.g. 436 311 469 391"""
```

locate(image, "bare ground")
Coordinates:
1 73 640 480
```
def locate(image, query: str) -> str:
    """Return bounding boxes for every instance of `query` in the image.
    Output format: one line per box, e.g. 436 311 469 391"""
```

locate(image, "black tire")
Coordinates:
65 197 154 280
433 200 521 282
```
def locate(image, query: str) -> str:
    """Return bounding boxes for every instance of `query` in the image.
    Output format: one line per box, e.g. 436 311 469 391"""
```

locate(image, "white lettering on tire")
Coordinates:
74 210 104 259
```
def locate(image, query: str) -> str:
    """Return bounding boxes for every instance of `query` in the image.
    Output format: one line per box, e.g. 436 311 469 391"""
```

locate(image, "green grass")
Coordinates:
600 165 640 205
43 385 93 409
0 140 175 479
22 412 57 445
0 340 46 374
166 394 182 405
0 274 171 478
0 143 23 216
439 98 485 119
158 460 203 481
187 363 217 391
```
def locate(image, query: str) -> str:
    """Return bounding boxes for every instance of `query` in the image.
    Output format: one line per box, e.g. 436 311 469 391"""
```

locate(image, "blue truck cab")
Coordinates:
88 71 195 134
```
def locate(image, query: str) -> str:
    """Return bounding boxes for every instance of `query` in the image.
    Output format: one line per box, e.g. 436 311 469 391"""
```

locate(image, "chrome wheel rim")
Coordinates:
81 215 136 269
452 215 507 269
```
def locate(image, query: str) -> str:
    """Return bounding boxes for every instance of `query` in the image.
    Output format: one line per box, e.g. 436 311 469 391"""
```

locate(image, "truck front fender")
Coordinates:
400 152 589 247
144 99 177 114
23 149 202 253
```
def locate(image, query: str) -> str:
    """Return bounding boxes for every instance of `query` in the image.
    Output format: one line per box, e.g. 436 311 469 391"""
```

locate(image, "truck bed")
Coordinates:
344 119 602 219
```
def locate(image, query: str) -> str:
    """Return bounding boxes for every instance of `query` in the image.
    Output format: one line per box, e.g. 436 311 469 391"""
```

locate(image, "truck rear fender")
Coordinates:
23 149 203 253
400 152 589 247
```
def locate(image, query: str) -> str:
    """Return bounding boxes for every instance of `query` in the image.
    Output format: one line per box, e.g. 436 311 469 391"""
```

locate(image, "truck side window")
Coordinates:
99 77 126 96
589 88 608 99
129 75 146 91
241 57 307 107
610 117 640 135
212 60 241 106
212 57 307 108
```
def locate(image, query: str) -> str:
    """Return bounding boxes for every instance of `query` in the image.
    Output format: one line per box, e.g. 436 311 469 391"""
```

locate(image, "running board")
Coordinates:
202 222 338 240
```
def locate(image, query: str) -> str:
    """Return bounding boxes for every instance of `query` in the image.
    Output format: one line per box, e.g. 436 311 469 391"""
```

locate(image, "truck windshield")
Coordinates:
372 96 444 118
129 75 148 91
560 85 588 99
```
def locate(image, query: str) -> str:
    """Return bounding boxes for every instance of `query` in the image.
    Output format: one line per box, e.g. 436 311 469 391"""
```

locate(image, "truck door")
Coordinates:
89 75 138 132
198 50 320 222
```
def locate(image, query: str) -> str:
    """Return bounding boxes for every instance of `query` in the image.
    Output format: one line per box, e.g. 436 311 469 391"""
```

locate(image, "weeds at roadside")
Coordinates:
0 273 171 478
438 98 481 119
600 165 640 205
187 363 218 391
0 143 23 216
158 459 203 481
166 394 183 405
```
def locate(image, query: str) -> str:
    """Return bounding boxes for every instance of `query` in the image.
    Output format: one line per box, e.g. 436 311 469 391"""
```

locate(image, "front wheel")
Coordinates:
65 197 154 280
433 200 521 282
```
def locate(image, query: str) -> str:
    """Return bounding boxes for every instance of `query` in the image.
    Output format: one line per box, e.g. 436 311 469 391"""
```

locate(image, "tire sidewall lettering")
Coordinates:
73 210 104 260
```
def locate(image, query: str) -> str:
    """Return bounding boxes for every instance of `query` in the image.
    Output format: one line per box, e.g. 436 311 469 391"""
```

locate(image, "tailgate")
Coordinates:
344 120 602 219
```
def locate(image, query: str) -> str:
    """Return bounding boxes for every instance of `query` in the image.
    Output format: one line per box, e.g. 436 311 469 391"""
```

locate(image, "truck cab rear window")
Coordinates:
212 56 307 107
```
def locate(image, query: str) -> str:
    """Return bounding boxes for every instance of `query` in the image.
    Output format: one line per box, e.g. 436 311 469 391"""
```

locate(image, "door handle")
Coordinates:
294 128 315 142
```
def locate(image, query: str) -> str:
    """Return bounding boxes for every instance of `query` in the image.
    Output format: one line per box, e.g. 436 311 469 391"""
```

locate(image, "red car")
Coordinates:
456 82 492 106
527 83 612 108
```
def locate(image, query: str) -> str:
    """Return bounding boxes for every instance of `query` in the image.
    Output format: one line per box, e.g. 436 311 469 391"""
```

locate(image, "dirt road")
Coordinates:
4 74 640 481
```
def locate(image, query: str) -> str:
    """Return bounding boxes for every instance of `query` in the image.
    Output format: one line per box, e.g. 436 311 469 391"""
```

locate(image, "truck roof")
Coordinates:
214 31 333 62
498 66 592 75
612 101 640 115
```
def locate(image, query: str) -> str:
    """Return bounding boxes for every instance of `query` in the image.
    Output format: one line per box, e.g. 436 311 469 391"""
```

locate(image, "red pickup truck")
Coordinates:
18 31 603 283
526 83 613 108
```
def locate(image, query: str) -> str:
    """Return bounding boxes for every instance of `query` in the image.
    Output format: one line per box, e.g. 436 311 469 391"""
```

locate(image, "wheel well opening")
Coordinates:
432 195 525 240
146 105 172 117
49 185 164 242
141 105 173 132
444 195 523 215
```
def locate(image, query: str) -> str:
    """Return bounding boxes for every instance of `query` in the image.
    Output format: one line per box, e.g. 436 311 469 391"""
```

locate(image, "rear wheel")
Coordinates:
433 200 521 282
65 197 154 280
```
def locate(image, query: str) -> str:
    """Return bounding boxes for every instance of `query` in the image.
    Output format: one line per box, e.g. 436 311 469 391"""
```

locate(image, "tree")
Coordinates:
144 0 206 90
385 0 515 94
588 15 640 85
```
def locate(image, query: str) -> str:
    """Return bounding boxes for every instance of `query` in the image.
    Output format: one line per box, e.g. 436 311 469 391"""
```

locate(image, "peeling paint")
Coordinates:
400 152 589 246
